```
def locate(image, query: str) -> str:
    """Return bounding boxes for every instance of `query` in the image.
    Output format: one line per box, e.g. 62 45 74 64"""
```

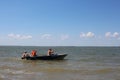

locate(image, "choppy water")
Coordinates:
0 46 120 80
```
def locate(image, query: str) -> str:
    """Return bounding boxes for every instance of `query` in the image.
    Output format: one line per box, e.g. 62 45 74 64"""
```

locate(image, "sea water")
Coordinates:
0 46 120 80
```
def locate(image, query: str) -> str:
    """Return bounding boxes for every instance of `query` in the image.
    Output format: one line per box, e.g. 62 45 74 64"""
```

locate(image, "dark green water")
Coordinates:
0 46 120 80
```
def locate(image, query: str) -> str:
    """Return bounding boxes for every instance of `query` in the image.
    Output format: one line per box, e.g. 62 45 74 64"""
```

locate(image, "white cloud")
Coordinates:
80 32 86 38
86 32 95 38
41 34 52 39
80 32 95 38
113 32 119 38
105 32 111 38
105 32 120 39
8 33 32 39
61 34 69 40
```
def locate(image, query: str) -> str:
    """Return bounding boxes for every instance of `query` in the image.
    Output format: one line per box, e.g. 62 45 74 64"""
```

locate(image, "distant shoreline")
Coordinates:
0 45 119 47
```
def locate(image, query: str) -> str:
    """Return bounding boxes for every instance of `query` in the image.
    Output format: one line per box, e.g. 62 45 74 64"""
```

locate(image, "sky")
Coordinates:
0 0 120 46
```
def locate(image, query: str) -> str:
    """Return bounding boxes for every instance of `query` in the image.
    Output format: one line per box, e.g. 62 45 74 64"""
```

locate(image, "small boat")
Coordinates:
21 54 67 60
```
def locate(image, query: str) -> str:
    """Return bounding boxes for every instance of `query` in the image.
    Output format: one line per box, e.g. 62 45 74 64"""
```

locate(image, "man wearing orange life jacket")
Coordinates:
31 50 37 57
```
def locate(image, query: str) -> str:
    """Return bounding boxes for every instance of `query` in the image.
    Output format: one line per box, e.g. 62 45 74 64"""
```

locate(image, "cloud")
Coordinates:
105 32 120 39
61 34 69 40
113 32 119 38
41 34 52 39
105 32 111 38
80 32 95 38
8 33 32 39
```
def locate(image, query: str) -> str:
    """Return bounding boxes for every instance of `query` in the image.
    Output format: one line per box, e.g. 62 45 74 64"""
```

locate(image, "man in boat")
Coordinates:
21 51 30 59
47 49 54 56
31 50 37 57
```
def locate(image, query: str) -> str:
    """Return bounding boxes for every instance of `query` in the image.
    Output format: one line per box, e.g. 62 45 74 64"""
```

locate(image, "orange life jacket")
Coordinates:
31 50 37 56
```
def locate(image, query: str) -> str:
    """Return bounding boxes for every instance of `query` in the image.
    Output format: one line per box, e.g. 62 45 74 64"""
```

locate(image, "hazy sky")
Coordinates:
0 0 120 46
